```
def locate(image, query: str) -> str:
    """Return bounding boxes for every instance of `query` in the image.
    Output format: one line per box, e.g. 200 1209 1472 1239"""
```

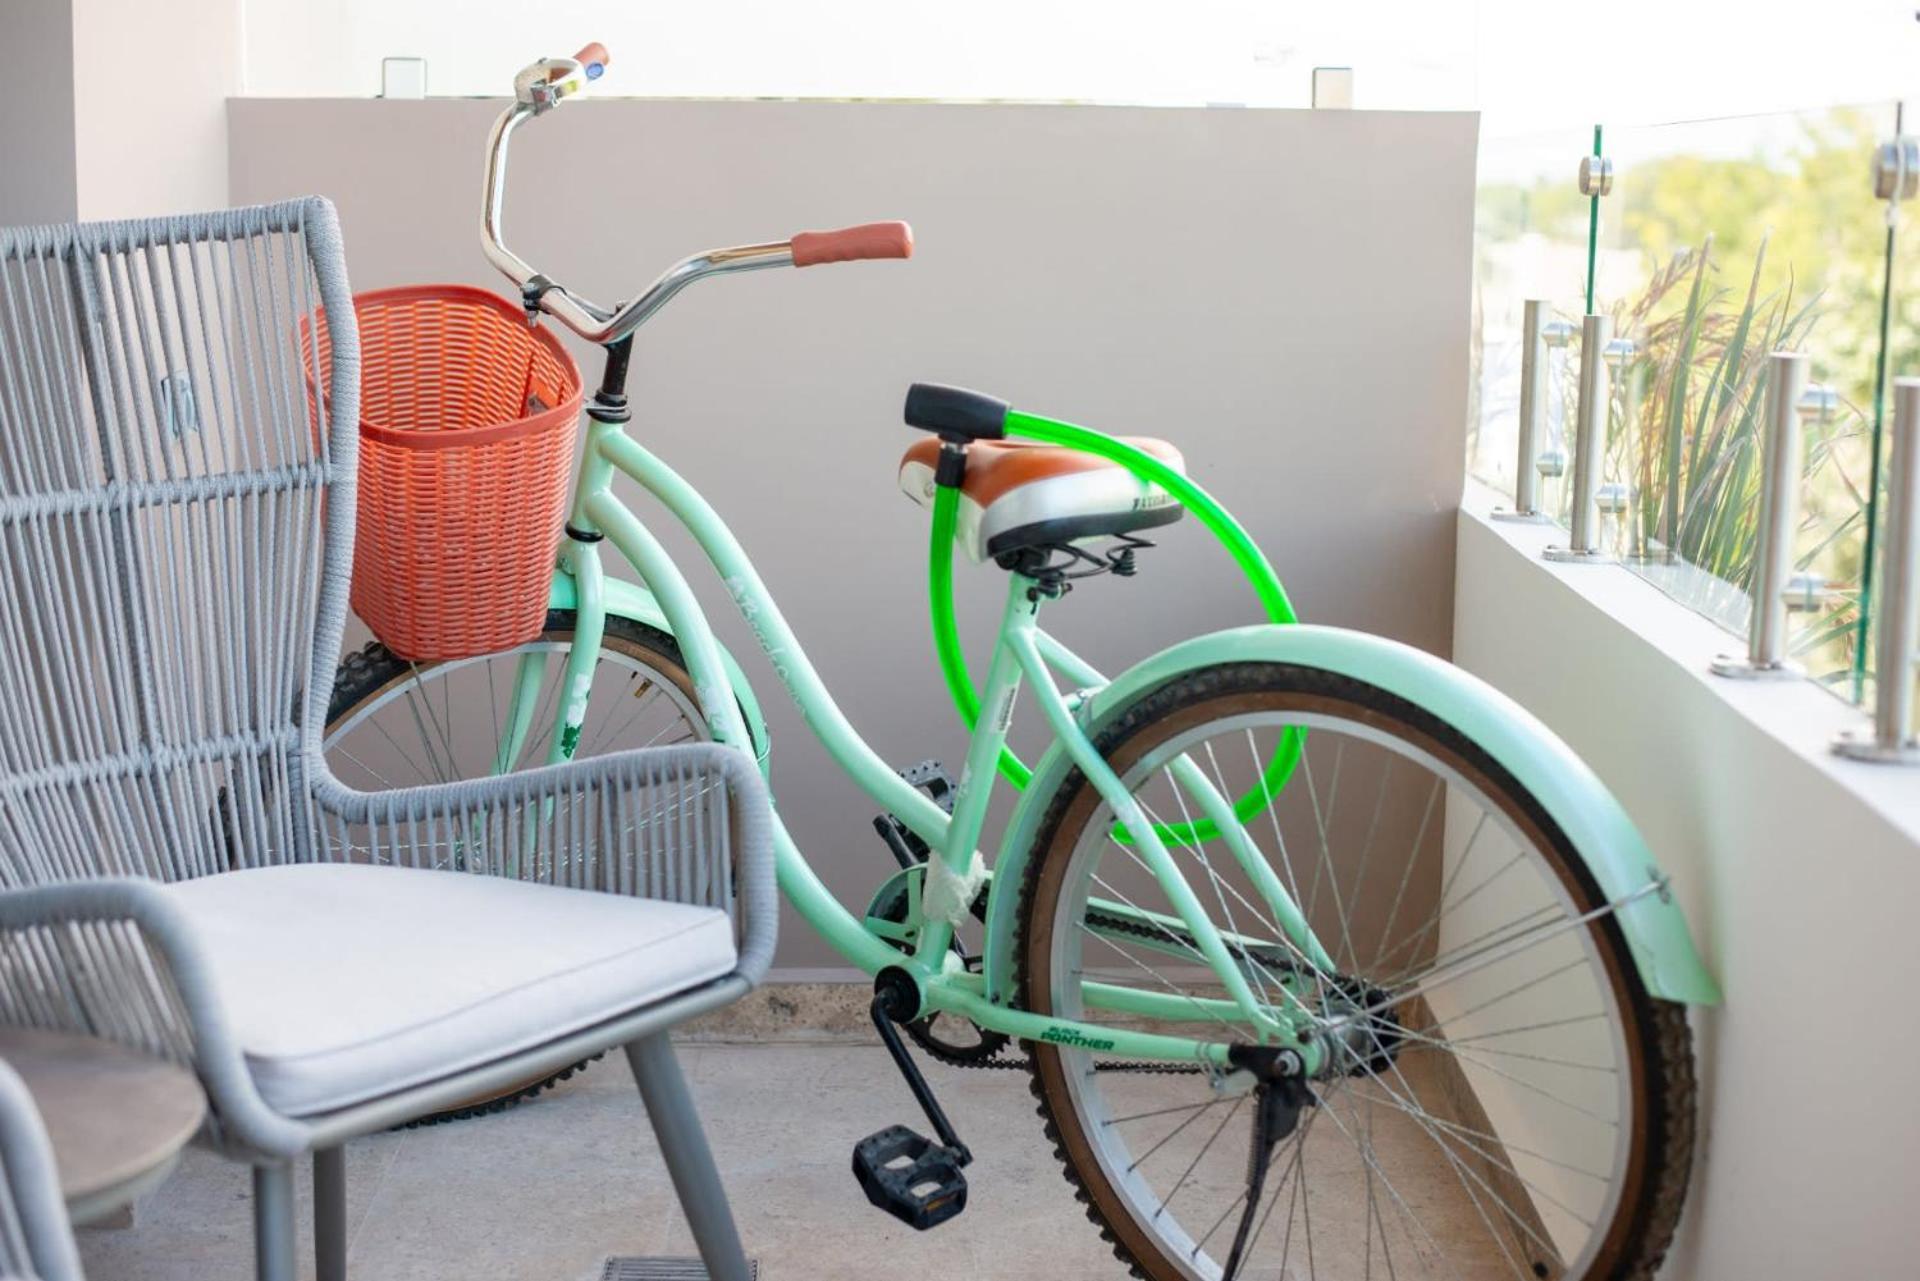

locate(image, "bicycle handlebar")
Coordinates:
480 43 913 346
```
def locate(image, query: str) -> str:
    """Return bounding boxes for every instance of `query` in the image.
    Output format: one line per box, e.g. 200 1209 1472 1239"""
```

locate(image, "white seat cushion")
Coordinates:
163 863 735 1117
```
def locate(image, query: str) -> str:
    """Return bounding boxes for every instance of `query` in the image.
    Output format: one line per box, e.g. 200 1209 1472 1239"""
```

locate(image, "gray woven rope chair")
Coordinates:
0 198 774 1281
0 1062 82 1281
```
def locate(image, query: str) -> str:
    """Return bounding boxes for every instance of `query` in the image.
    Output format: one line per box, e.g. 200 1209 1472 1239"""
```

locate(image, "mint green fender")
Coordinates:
547 571 771 769
983 624 1720 1007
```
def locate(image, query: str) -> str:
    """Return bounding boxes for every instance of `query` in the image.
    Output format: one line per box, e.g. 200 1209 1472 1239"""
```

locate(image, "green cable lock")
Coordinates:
927 409 1305 843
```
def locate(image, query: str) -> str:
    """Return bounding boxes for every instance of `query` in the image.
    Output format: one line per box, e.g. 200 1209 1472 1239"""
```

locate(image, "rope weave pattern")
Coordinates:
0 200 773 1158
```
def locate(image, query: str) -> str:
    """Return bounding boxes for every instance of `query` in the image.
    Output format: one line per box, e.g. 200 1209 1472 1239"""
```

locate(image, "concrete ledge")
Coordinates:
683 978 876 1045
1453 481 1920 1281
1460 483 1917 845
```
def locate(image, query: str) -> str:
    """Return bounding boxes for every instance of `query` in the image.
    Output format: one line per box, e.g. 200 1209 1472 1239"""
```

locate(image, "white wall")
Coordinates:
229 97 1478 969
1453 484 1920 1280
235 0 1920 132
0 0 236 223
237 0 1476 107
69 0 237 218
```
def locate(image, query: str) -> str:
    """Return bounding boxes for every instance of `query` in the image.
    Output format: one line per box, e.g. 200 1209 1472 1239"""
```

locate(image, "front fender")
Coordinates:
548 572 771 770
984 624 1720 1007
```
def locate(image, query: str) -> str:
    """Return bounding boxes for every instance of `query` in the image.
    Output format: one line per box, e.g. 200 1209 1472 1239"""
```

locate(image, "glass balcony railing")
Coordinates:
1468 129 1600 503
1468 104 1912 708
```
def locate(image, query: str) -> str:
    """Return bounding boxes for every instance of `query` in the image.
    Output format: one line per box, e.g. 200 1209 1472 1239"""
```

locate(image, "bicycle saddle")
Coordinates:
898 385 1185 564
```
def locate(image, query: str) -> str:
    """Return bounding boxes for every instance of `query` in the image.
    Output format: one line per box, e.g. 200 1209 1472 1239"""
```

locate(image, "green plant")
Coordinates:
1591 233 1874 682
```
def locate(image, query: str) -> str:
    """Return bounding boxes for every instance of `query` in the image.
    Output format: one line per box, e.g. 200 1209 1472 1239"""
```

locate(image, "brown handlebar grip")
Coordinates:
790 221 915 268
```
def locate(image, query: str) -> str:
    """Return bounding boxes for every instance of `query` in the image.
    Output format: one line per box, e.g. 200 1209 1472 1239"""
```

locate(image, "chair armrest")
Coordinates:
309 743 776 984
0 880 308 1158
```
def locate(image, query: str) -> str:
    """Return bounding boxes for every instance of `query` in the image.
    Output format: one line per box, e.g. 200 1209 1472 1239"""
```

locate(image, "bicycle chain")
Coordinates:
890 868 1303 1077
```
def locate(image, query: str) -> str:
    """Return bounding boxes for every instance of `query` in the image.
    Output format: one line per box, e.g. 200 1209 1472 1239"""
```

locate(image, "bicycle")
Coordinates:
323 44 1721 1281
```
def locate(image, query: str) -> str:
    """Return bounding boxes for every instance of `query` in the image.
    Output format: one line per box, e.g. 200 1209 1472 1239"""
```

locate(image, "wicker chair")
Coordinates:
0 199 774 1281
0 1061 82 1281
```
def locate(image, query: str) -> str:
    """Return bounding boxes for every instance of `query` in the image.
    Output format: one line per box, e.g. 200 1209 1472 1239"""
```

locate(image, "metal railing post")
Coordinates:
1712 351 1809 679
1494 299 1552 522
1835 377 1920 763
1544 313 1614 563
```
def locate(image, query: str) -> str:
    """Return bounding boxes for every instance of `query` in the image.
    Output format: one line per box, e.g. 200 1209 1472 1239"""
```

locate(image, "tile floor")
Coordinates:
76 1043 1509 1280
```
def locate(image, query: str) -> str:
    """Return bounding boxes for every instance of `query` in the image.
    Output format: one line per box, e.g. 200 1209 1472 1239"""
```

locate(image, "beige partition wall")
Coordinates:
230 98 1476 970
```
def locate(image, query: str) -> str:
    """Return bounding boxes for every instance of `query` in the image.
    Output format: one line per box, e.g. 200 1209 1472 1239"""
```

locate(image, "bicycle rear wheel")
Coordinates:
1017 662 1693 1281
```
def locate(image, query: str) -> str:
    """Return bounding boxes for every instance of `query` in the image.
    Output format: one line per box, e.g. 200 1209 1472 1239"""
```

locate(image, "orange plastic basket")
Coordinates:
307 285 583 660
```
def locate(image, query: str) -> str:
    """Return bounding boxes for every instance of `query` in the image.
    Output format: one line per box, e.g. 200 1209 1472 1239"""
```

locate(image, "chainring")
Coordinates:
867 874 1013 1066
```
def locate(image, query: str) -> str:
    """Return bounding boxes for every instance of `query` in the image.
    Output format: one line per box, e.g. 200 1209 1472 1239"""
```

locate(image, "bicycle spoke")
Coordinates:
406 662 461 777
1342 751 1395 976
1352 1083 1614 1185
1377 902 1562 992
1373 837 1521 977
1250 727 1312 936
1446 1010 1608 1047
1353 884 1658 1034
330 741 401 791
1138 787 1287 1014
1147 1093 1244 1201
1313 1080 1473 1281
1400 958 1594 1043
1390 1021 1618 1077
1076 916 1245 1040
1121 1093 1233 1174
1361 1047 1582 1265
586 675 662 756
1369 775 1446 975
1103 1097 1228 1128
1299 733 1345 949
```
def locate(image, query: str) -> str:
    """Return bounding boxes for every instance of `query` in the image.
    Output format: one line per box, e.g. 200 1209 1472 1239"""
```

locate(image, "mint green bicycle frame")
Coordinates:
484 411 1340 1074
482 408 1720 1078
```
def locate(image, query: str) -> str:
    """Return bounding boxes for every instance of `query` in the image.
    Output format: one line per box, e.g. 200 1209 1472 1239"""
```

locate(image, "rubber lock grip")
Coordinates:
790 221 914 267
904 384 1009 442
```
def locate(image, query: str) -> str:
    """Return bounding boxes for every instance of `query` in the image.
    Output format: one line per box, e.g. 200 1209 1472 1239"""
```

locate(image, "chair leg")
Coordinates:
252 1163 298 1281
314 1145 348 1281
625 1034 752 1281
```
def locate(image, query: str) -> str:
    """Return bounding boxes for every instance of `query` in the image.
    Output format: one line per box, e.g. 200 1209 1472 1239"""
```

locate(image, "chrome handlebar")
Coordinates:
481 47 910 346
480 51 794 346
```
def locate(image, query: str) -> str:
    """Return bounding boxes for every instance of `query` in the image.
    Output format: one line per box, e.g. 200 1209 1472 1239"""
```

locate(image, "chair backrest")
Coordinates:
0 200 360 888
0 1061 81 1281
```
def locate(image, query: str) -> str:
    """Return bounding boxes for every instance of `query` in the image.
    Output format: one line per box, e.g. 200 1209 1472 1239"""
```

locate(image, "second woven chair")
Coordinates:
0 199 774 1281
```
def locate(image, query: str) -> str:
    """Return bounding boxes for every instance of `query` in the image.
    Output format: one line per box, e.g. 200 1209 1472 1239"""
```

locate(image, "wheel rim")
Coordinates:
324 635 707 792
1033 700 1641 1281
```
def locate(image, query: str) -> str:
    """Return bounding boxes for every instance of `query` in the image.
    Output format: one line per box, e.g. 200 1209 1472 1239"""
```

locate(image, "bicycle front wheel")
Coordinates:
1017 662 1693 1281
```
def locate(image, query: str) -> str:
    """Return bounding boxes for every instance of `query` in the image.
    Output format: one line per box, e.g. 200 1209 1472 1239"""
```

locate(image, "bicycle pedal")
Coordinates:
851 1125 969 1231
895 760 958 812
